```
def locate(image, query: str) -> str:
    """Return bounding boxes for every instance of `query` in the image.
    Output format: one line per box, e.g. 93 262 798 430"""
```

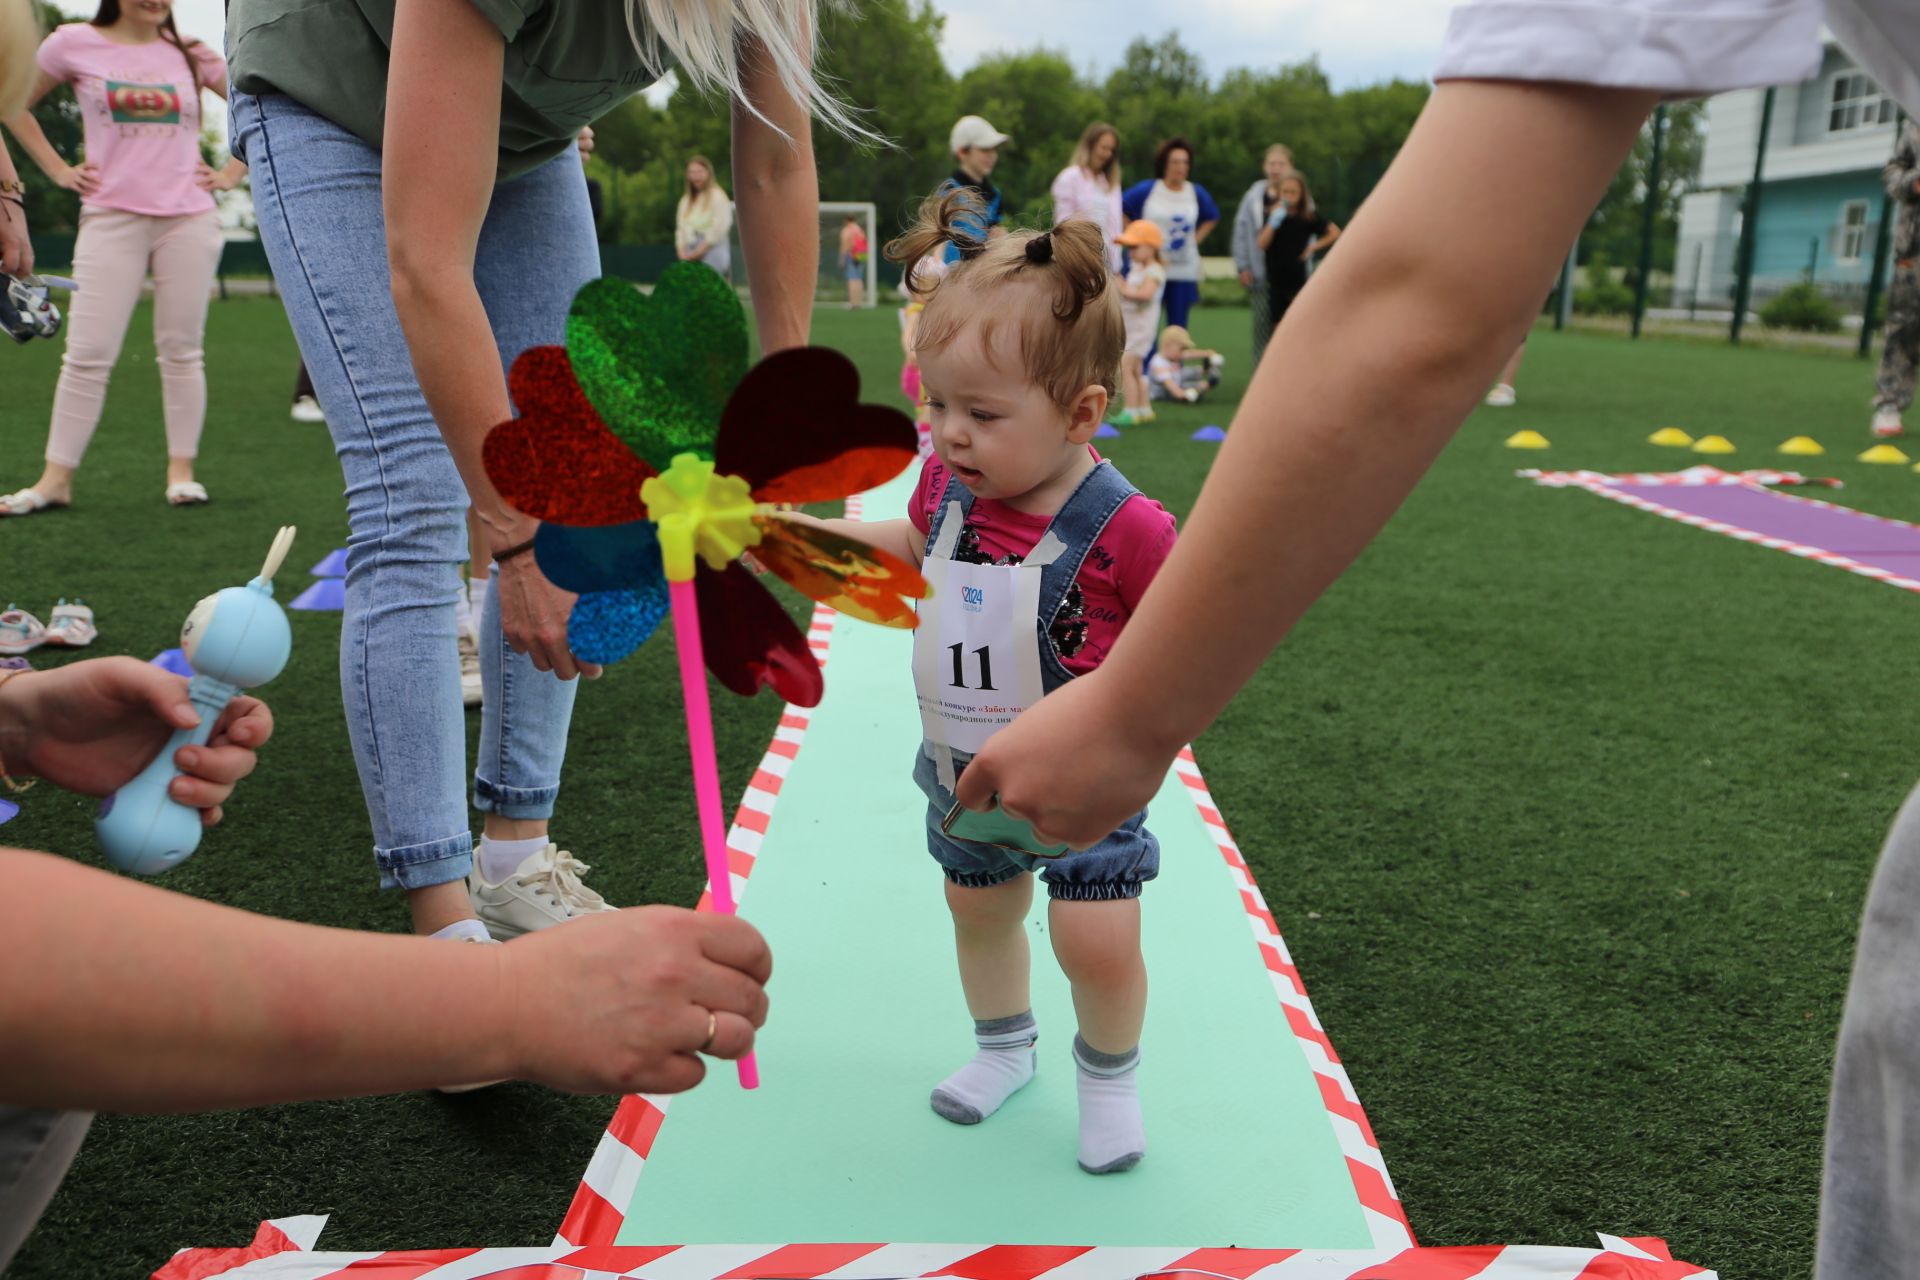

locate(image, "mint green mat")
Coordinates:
617 474 1372 1249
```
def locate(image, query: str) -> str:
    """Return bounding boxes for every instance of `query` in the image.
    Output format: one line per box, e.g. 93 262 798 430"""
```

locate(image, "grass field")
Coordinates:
2 297 1910 1279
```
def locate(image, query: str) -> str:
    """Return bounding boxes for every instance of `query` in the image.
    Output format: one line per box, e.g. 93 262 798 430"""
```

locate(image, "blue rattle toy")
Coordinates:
97 526 297 875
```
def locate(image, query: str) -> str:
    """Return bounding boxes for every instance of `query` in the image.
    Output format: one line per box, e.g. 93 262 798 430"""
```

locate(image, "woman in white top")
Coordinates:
675 154 733 279
951 8 1917 1272
1120 136 1220 332
1050 121 1124 272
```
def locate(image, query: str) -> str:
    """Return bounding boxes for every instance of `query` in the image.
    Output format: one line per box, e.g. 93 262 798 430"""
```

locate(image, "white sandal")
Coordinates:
0 487 68 516
0 606 46 656
165 480 210 506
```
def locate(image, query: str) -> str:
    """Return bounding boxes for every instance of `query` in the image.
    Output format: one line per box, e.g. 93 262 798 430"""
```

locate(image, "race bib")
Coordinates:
912 555 1044 755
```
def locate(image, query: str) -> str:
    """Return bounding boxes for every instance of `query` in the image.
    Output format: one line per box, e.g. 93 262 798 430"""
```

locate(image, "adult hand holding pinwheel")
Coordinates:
483 263 930 1087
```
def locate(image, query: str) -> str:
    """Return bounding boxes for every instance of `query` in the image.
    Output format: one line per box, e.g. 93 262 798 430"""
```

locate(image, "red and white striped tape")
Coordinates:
1532 470 1920 597
158 1216 1714 1278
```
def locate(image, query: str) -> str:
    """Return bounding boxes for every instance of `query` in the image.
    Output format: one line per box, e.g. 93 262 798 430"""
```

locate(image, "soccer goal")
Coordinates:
819 201 879 308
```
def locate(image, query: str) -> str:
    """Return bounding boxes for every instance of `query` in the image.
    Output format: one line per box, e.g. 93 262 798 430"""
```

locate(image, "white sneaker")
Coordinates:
458 629 482 709
469 843 613 939
290 395 326 424
1484 383 1517 407
1872 405 1905 439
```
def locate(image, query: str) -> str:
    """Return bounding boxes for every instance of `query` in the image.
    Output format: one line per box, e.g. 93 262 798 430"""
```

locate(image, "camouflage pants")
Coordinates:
1875 261 1919 413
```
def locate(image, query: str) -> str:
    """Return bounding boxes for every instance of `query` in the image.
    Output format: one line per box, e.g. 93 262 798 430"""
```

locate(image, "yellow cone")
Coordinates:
1860 444 1910 464
1505 430 1549 450
1649 427 1693 447
1778 436 1825 456
1691 435 1736 454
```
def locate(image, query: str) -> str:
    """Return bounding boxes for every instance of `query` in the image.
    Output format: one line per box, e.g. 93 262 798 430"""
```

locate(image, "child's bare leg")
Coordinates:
931 874 1039 1125
1122 355 1145 411
1051 896 1148 1173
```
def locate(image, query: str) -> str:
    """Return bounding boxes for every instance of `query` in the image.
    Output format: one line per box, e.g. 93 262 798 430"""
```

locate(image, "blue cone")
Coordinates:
1094 422 1123 439
309 547 349 578
0 797 15 825
290 578 346 611
149 648 194 677
1191 425 1227 442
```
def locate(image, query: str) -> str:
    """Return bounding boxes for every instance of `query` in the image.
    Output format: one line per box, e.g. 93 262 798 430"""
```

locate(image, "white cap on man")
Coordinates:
950 115 1010 154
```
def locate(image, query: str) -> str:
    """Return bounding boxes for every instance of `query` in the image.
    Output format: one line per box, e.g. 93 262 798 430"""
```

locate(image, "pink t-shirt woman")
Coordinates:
1050 163 1123 273
0 10 243 518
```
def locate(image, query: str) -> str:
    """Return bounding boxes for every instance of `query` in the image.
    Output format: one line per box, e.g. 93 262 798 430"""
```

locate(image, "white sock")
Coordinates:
470 576 491 638
477 834 548 885
453 585 474 645
1074 1034 1145 1174
930 1011 1037 1125
430 918 492 943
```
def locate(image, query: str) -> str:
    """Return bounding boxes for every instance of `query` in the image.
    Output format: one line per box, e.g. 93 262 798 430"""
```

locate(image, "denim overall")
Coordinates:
911 461 1160 901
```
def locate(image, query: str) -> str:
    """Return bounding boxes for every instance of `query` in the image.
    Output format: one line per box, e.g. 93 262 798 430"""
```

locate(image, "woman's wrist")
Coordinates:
0 670 40 781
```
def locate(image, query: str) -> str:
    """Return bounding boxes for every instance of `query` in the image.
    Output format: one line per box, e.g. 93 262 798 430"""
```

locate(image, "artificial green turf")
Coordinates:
1 299 1905 1278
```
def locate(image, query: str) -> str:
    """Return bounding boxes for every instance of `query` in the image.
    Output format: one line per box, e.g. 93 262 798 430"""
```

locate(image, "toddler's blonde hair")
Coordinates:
886 190 1123 409
0 0 39 118
1158 324 1192 352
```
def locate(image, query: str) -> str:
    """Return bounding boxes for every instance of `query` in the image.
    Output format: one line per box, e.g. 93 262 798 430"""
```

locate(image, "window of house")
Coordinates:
1829 71 1897 134
1837 200 1869 263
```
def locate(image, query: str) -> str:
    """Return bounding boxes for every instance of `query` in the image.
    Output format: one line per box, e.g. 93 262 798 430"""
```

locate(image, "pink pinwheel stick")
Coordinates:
668 578 760 1090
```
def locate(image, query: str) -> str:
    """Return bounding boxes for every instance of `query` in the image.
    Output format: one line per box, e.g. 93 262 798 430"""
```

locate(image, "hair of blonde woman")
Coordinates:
1071 121 1121 188
624 0 871 140
683 154 724 207
1264 143 1293 166
887 188 1124 408
0 0 41 118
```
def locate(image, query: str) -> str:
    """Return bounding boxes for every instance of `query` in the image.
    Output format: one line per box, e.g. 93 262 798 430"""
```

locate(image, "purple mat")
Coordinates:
1592 477 1920 590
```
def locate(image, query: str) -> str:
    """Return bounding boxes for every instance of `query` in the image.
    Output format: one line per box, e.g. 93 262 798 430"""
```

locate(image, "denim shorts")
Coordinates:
912 747 1158 901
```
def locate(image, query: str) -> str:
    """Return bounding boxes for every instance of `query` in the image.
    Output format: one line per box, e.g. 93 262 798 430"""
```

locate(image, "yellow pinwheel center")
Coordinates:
641 453 765 582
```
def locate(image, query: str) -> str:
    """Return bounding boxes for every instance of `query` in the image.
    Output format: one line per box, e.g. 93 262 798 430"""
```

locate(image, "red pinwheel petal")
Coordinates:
714 348 918 505
483 347 654 527
694 562 824 708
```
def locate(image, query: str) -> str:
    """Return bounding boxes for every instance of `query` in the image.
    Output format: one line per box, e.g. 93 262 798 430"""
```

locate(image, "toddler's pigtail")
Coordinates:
885 188 988 302
1031 218 1112 325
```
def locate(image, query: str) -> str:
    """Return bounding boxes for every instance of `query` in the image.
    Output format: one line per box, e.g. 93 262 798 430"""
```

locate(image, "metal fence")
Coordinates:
1558 101 1907 357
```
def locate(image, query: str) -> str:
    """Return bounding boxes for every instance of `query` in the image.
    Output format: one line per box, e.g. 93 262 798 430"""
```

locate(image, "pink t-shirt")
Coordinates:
37 23 226 218
909 452 1178 677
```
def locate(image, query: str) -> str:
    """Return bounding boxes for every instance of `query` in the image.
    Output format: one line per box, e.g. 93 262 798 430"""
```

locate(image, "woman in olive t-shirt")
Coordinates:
225 0 834 938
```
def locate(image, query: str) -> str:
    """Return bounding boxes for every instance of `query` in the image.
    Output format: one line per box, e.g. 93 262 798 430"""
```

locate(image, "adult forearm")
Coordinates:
1 110 63 177
1098 81 1653 750
732 45 817 354
389 268 522 544
0 851 510 1111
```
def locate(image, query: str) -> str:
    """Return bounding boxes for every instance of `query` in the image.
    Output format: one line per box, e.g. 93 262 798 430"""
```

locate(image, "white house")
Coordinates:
1676 41 1902 309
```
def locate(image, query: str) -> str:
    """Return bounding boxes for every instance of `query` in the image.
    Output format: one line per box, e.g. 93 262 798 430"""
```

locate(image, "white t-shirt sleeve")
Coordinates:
1434 0 1825 97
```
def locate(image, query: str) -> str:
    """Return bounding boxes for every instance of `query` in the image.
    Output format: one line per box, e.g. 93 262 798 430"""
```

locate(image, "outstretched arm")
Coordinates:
956 80 1656 846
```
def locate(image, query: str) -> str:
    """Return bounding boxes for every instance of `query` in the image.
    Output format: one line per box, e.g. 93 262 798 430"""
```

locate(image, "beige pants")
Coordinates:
44 206 223 469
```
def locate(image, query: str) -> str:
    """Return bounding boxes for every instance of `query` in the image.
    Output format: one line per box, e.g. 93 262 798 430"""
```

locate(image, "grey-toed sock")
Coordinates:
930 1011 1037 1125
1074 1033 1145 1174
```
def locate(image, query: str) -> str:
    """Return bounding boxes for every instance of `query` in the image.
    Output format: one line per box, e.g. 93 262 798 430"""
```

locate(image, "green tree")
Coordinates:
1583 101 1705 277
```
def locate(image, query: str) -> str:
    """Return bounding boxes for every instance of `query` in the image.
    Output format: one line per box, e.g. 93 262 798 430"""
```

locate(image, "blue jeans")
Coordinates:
231 91 598 890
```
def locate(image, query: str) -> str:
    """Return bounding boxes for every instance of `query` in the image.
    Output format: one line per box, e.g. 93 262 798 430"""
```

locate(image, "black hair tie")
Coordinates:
1024 233 1054 265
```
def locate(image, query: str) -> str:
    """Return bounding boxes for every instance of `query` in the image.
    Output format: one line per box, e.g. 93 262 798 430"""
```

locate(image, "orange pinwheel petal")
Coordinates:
752 513 929 629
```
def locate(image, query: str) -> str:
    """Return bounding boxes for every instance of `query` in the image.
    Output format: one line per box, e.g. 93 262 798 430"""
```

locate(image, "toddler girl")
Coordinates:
805 192 1177 1173
1112 220 1167 426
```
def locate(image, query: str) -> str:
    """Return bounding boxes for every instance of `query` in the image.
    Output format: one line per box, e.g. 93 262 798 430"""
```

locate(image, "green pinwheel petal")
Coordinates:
565 265 748 471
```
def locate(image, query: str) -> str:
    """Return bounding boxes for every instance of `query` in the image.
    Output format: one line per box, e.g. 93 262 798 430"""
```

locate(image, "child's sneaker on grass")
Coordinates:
469 842 613 939
1872 405 1905 439
1484 383 1517 407
42 599 95 648
0 606 46 656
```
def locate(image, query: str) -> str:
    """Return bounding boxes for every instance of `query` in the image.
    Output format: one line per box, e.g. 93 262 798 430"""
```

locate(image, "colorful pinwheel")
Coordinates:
482 263 929 1088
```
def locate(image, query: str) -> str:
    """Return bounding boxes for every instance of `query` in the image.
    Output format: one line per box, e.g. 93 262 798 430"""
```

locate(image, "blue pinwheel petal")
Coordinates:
535 520 665 595
568 586 670 665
